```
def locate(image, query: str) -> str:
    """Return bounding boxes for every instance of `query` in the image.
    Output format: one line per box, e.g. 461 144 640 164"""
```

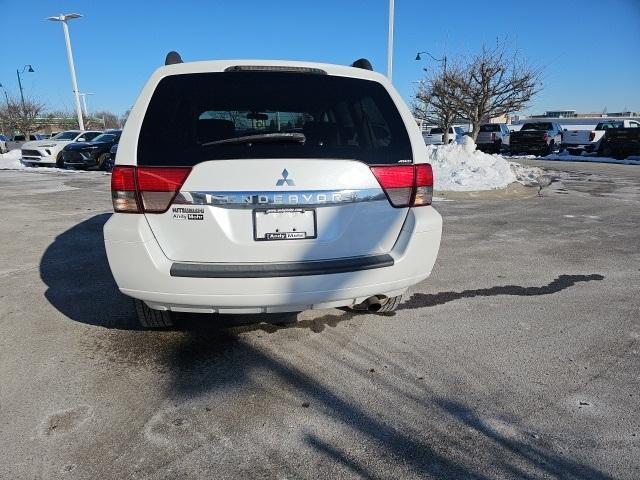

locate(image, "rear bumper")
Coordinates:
104 207 442 313
510 142 547 152
476 141 503 152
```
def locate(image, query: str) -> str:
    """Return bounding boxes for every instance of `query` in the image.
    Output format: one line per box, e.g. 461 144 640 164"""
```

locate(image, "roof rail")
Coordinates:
165 51 183 66
351 58 373 71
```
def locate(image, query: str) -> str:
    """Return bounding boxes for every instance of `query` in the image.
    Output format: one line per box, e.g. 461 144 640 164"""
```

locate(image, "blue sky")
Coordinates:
1 0 638 116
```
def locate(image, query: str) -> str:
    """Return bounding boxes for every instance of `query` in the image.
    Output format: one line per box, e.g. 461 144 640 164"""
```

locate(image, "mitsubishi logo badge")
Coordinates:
276 169 295 186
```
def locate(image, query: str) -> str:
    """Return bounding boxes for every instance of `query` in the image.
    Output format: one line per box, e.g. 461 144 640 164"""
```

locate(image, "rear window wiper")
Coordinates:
202 132 306 147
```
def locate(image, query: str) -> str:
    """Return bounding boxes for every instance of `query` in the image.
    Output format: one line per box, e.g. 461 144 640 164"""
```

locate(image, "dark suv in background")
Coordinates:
62 130 122 170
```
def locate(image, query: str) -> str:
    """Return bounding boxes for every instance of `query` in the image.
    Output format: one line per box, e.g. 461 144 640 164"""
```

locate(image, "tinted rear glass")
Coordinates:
596 122 623 130
521 123 552 131
429 128 443 134
480 124 500 132
138 71 412 166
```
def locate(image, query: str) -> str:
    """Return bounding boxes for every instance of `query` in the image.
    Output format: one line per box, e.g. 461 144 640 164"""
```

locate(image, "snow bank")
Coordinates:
0 149 23 170
0 149 110 174
428 137 519 191
540 151 640 165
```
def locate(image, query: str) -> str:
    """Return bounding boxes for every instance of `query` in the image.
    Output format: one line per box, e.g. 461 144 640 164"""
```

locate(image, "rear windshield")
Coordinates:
429 128 443 134
521 123 552 131
596 121 623 130
480 124 500 132
137 71 412 166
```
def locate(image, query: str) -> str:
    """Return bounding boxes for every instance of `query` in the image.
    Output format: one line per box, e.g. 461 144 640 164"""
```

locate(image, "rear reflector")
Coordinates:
370 164 433 207
111 166 191 213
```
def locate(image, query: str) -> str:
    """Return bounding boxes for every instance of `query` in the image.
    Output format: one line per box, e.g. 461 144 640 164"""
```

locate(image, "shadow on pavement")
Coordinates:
400 274 605 310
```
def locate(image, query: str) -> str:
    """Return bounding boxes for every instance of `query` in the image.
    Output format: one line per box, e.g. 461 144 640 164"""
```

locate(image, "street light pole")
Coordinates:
78 92 93 117
15 65 34 108
415 51 447 72
387 0 394 81
47 13 84 130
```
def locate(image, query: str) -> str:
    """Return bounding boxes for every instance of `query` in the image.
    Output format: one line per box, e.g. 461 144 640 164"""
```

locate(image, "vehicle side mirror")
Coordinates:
563 128 567 131
77 137 86 142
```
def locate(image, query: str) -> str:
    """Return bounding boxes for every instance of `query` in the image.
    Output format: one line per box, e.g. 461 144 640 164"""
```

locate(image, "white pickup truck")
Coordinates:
562 120 640 155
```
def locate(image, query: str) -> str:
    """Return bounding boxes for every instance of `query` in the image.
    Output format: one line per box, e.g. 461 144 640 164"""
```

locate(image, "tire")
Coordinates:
103 154 114 172
598 142 612 158
377 295 403 313
56 152 64 168
546 140 555 156
134 299 174 328
95 153 110 170
494 140 502 154
567 148 581 156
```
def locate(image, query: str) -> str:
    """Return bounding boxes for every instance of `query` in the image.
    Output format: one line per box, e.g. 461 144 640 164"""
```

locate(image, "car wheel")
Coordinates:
56 152 64 168
546 140 555 156
134 299 174 328
377 295 403 313
103 154 114 172
95 153 110 170
598 142 612 158
567 148 581 156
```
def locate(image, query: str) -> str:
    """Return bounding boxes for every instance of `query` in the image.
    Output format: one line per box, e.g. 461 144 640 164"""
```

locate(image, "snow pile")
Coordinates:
540 151 640 166
428 137 518 191
0 149 23 170
0 149 111 174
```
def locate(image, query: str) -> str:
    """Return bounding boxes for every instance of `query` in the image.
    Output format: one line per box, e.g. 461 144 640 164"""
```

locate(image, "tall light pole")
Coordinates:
47 13 84 130
16 65 35 108
387 0 394 81
78 92 94 117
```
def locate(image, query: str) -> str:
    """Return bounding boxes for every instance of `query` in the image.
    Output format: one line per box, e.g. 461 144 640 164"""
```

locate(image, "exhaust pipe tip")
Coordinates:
364 296 383 312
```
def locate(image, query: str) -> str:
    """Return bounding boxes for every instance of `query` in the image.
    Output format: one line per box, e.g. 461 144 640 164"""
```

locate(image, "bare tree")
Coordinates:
120 108 131 128
412 65 463 144
450 42 542 141
89 110 120 129
47 111 79 130
0 96 47 139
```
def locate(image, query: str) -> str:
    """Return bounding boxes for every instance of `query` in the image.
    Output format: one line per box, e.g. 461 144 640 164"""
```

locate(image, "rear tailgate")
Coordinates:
511 130 546 146
145 158 408 263
562 130 591 146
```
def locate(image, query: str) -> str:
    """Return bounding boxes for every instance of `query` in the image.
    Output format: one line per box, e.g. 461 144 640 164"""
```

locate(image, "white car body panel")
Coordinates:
105 59 442 313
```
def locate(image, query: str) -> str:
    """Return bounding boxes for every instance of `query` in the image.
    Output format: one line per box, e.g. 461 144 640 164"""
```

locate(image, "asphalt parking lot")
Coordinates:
1 161 639 479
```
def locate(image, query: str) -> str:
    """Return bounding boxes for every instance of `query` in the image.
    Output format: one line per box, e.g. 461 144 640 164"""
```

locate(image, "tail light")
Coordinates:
491 132 496 141
543 133 549 141
111 166 191 213
589 131 595 142
370 164 433 207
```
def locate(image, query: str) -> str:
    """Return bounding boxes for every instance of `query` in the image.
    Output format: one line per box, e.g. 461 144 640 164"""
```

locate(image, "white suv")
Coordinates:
21 130 102 167
104 56 442 327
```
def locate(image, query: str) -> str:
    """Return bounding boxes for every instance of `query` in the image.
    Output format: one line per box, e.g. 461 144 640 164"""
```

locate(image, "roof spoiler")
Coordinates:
351 58 373 71
165 51 183 66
